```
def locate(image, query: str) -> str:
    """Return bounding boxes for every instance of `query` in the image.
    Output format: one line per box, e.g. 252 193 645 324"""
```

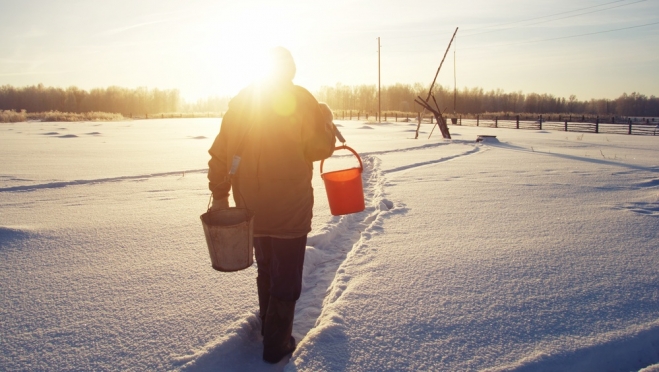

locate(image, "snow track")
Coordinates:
176 140 486 370
383 146 482 175
0 169 207 193
297 155 392 340
176 154 402 371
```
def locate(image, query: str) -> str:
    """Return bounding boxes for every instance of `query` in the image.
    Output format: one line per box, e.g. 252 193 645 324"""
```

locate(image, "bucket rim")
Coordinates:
320 166 362 179
211 263 253 272
200 207 255 227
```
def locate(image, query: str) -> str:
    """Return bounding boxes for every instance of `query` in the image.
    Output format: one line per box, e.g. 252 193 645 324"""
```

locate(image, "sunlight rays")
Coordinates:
209 7 299 94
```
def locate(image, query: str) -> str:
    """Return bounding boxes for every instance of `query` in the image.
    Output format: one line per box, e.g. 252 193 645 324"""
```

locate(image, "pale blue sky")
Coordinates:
0 0 657 101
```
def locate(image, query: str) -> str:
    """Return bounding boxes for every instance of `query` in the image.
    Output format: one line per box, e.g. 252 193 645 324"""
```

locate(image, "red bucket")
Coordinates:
320 145 365 216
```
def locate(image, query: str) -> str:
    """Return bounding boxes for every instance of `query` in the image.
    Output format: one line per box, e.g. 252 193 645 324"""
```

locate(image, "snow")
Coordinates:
1 118 658 371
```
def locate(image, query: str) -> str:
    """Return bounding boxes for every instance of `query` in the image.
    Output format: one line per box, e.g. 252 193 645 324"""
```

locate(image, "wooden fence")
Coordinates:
455 115 659 136
331 111 659 136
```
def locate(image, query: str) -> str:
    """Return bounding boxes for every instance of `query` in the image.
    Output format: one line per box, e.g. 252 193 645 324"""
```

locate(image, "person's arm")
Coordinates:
207 114 233 205
301 91 335 162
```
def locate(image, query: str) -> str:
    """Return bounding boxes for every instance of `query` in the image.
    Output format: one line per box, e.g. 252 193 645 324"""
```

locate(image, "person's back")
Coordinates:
209 80 332 237
207 46 335 364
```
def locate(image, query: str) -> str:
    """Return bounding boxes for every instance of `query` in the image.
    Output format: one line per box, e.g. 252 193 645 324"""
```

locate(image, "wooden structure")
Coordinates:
415 27 458 140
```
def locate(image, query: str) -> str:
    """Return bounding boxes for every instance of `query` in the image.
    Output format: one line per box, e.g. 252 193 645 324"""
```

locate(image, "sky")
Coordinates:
0 0 658 102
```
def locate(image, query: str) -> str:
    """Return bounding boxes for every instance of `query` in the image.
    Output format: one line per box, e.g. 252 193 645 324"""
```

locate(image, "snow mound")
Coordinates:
0 226 36 243
484 321 659 372
476 135 499 143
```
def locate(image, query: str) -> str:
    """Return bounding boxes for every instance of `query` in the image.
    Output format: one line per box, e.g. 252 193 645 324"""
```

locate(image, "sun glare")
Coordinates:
212 7 298 95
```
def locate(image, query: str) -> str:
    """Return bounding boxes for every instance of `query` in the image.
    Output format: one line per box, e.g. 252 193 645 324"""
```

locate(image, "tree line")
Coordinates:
1 83 657 117
0 84 235 116
316 83 659 117
0 84 182 116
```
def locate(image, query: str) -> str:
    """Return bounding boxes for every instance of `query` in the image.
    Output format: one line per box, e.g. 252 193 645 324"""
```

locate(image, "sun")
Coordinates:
210 6 299 95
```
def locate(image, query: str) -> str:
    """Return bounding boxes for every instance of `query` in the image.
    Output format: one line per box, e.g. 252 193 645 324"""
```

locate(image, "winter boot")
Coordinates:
256 276 270 337
262 296 296 364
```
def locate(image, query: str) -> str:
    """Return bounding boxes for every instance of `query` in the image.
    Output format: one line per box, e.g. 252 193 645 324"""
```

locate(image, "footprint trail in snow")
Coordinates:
175 155 399 371
175 143 481 371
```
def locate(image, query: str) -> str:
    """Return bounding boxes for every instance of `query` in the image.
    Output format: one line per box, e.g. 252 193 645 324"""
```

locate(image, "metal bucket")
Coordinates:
200 207 254 272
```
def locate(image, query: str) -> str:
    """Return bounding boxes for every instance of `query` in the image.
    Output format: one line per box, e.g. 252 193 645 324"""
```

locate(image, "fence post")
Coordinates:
565 120 568 132
539 115 543 130
611 116 615 124
628 118 632 135
495 116 498 128
477 115 479 127
459 115 462 125
385 112 387 122
516 115 519 129
595 116 599 133
395 113 397 122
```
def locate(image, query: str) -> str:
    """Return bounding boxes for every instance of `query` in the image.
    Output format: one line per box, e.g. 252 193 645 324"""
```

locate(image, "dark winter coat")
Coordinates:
208 80 335 238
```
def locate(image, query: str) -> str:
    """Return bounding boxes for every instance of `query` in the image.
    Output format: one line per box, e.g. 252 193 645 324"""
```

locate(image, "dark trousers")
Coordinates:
254 236 307 302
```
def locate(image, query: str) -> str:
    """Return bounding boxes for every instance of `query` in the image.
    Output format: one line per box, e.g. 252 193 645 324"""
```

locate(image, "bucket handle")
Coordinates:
206 175 249 212
320 145 363 174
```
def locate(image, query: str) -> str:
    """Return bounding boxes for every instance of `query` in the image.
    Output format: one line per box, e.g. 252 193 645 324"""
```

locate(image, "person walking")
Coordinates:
207 47 335 364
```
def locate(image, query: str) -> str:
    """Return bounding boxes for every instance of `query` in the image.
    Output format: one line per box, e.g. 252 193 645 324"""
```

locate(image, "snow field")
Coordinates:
293 123 659 371
1 119 658 371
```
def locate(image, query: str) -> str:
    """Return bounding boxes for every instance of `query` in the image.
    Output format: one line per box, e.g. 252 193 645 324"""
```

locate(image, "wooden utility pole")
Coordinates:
378 37 381 123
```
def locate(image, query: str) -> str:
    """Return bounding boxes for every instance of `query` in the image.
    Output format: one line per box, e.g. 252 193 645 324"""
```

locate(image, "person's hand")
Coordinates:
210 197 229 211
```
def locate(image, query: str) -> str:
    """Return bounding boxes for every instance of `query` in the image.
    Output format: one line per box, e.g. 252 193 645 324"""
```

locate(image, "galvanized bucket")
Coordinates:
200 207 254 272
